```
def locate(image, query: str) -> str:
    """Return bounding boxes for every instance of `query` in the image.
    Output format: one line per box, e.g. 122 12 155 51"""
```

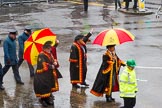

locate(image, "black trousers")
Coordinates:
83 0 88 11
123 97 136 108
115 0 121 9
0 65 22 85
125 0 129 9
18 58 34 77
133 0 138 9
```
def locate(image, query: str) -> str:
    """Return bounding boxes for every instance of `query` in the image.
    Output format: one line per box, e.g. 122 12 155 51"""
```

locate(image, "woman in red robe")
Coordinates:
51 40 63 78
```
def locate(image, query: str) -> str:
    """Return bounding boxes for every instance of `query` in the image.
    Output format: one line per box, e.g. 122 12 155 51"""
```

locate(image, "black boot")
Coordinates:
0 85 5 90
45 97 54 105
50 93 55 100
39 98 48 107
105 95 115 102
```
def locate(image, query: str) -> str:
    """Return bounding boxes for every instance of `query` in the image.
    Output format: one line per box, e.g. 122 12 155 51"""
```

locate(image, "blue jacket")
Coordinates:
18 32 30 59
3 36 18 65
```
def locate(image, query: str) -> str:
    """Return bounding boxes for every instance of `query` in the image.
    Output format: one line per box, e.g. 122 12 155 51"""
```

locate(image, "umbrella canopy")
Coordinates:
24 28 56 65
93 28 135 46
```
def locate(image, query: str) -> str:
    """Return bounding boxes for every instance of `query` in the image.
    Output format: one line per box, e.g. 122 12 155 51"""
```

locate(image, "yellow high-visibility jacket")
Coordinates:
119 67 138 98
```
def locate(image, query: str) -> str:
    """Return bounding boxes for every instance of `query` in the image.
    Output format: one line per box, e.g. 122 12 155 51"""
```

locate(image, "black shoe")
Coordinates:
16 81 24 85
0 85 5 90
111 97 115 101
81 82 89 87
50 94 55 100
39 99 48 107
72 84 80 88
106 97 115 102
120 106 125 108
45 98 54 105
123 7 129 10
106 97 113 102
30 74 34 77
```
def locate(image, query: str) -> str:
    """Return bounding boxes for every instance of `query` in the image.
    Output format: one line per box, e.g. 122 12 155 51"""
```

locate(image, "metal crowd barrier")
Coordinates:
0 0 55 6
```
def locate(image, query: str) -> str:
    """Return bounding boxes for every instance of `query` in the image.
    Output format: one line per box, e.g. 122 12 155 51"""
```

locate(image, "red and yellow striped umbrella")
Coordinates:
24 28 56 65
93 28 135 46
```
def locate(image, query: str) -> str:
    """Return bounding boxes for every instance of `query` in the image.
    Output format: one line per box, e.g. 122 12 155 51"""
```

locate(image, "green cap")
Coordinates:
126 59 136 67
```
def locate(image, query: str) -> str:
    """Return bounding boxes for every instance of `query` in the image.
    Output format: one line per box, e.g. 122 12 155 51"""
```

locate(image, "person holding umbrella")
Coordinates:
18 26 35 77
90 44 125 102
90 28 135 102
34 41 59 107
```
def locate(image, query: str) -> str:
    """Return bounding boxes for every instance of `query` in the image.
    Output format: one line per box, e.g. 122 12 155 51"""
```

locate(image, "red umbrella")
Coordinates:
24 28 56 65
93 28 135 46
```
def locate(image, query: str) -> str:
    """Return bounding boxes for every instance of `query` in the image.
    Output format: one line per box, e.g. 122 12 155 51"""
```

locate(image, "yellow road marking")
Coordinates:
66 0 115 7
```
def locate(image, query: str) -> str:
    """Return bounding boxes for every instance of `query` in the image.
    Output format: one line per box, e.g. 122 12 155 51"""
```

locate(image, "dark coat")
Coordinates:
18 32 30 59
124 0 132 2
69 32 92 84
3 36 17 65
69 42 87 84
90 50 125 97
34 51 59 98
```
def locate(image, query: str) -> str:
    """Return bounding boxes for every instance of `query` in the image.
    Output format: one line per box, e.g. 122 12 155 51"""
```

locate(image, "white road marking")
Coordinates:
136 66 162 69
137 79 148 82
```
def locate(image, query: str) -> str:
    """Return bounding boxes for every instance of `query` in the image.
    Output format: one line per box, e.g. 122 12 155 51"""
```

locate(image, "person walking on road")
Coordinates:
83 0 88 12
90 45 125 102
34 41 59 107
119 59 138 108
0 29 24 89
115 0 121 10
123 0 132 10
133 0 138 10
69 30 93 88
18 26 34 77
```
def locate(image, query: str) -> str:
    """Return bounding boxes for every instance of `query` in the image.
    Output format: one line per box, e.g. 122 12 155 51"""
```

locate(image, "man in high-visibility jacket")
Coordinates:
119 59 138 108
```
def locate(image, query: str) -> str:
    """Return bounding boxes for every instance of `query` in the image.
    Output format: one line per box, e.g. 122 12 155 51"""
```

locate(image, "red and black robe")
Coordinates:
34 51 59 98
69 32 92 84
51 46 63 78
90 50 125 97
69 42 87 84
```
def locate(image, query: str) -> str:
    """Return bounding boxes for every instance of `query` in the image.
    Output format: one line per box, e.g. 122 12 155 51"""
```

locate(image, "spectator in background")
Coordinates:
83 0 88 12
115 0 121 10
0 29 24 90
18 26 34 77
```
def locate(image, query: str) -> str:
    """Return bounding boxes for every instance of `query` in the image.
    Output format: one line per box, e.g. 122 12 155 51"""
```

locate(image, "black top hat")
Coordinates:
43 41 53 49
74 35 84 42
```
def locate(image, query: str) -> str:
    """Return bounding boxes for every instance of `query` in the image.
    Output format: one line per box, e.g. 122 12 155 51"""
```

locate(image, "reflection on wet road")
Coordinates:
0 0 162 108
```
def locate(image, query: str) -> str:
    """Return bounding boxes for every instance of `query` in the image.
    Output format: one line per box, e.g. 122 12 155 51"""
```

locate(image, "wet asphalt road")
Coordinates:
0 0 162 108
